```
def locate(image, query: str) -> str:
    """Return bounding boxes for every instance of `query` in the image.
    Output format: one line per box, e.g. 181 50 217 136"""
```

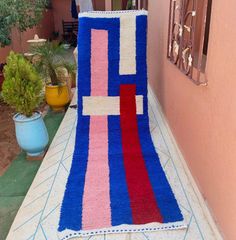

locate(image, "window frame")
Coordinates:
167 0 211 85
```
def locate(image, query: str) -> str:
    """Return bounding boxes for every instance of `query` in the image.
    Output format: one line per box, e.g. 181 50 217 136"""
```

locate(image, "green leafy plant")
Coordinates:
62 62 76 75
2 52 43 117
126 0 133 9
0 0 48 47
63 61 77 85
32 42 76 86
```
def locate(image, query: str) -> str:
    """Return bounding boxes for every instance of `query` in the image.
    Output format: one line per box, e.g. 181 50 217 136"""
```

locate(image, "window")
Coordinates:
167 0 212 85
112 0 148 10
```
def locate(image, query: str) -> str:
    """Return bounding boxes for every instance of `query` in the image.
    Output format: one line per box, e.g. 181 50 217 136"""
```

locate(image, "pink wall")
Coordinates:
148 0 236 239
0 0 106 63
52 0 74 38
52 0 106 40
94 0 106 10
0 9 54 63
105 0 112 10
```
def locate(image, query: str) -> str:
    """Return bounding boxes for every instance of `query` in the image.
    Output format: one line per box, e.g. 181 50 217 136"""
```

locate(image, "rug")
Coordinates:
59 10 184 239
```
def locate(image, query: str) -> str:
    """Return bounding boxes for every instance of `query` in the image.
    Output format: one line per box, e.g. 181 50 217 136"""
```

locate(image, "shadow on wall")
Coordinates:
148 1 166 111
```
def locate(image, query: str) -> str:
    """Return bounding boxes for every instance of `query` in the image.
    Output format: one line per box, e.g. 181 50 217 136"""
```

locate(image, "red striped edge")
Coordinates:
120 84 163 224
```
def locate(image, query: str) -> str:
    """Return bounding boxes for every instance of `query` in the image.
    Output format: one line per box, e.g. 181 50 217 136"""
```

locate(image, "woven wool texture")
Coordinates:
59 10 184 239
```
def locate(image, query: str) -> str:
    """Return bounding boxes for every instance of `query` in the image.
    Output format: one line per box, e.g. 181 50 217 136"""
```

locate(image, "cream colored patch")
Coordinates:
82 96 143 116
119 15 136 75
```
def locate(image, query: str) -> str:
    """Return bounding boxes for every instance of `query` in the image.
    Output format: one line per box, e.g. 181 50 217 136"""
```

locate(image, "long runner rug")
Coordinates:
59 10 185 239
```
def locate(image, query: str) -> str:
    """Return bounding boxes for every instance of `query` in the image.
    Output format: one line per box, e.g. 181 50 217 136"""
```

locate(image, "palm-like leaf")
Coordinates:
31 42 67 86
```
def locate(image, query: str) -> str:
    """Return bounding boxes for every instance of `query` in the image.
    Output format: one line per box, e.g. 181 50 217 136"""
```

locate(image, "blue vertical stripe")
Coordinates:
58 18 92 231
107 18 132 225
108 117 133 225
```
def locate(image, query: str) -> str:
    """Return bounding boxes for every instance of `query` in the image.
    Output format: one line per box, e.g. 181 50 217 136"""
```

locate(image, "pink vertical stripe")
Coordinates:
82 29 111 230
91 30 108 96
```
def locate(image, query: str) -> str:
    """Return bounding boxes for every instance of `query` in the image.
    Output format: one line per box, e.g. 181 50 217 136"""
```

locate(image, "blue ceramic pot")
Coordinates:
13 112 49 156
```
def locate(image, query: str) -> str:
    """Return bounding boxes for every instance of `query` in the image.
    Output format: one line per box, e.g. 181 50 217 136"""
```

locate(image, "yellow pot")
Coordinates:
45 84 70 111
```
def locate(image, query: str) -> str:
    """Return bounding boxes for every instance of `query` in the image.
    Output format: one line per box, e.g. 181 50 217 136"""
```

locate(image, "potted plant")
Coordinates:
1 52 49 157
32 42 73 111
62 62 77 98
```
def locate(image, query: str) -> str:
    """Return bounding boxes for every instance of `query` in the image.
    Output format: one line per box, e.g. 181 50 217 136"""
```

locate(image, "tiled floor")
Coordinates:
6 88 222 240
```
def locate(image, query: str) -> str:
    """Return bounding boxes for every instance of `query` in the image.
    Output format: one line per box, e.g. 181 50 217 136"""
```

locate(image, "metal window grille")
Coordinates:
167 0 210 85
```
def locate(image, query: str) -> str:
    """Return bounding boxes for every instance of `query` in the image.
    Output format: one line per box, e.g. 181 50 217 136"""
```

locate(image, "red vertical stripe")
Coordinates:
120 84 163 224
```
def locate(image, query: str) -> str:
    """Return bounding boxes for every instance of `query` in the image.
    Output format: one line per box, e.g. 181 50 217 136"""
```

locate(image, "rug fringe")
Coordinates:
59 222 187 240
79 10 148 18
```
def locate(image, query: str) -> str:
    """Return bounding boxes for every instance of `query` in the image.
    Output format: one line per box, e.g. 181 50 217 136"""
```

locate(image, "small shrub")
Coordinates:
2 51 43 117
